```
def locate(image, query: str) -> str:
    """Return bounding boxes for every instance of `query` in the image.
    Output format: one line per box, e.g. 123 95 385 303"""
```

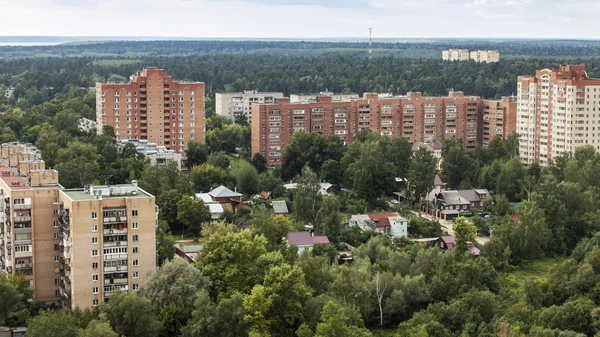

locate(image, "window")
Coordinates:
55 278 60 285
133 271 139 278
92 225 98 232
92 274 98 281
132 222 138 229
132 235 139 242
92 212 97 219
53 233 59 240
132 247 138 254
91 249 98 257
132 210 138 217
55 289 60 296
92 237 98 244
53 209 59 215
93 299 99 306
92 287 99 294
92 262 98 269
53 220 59 228
54 256 60 263
132 260 139 266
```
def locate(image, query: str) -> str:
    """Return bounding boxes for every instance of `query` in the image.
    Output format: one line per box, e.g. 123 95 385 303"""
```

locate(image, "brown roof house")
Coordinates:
437 236 480 256
349 212 409 238
196 185 252 219
287 231 330 255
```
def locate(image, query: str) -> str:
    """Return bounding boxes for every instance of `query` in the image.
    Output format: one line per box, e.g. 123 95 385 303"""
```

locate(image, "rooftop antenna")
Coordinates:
369 28 373 59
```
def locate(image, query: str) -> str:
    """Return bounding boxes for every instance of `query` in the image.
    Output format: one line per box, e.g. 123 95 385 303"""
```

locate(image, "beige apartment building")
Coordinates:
58 182 157 308
442 49 470 61
215 90 284 123
483 96 517 146
517 65 600 166
0 142 158 310
96 67 205 155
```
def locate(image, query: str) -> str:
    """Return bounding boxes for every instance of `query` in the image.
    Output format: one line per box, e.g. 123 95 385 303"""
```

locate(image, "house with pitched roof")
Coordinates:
437 236 480 256
287 231 330 255
195 185 252 219
434 189 491 220
349 212 409 238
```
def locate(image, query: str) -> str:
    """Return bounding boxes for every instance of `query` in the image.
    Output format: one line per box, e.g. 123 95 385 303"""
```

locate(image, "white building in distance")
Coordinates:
116 139 183 169
290 91 359 103
215 90 284 123
442 49 499 63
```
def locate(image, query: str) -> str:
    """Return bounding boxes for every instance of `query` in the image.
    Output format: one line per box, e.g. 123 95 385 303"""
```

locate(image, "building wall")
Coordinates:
252 91 487 164
58 190 156 309
97 68 205 155
482 97 517 145
215 91 284 123
517 65 600 166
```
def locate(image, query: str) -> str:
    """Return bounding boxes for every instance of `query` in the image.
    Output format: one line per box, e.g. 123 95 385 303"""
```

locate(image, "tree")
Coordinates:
207 152 231 169
244 264 313 336
197 229 280 294
156 220 176 265
0 273 22 325
252 206 291 251
318 195 343 241
441 139 475 188
77 315 119 337
293 166 322 228
177 195 210 237
320 159 343 186
26 310 79 337
251 153 268 173
182 291 248 337
189 164 229 192
107 74 127 82
454 217 477 253
55 141 99 188
315 300 372 337
496 157 526 202
408 145 437 206
231 159 260 195
100 292 162 337
185 140 210 167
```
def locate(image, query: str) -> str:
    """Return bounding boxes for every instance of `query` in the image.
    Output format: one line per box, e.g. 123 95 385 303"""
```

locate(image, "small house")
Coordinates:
435 189 491 220
287 231 330 255
195 185 251 219
349 212 409 238
437 236 480 256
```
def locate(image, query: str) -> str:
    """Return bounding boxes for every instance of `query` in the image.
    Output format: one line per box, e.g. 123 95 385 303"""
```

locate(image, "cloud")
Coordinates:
210 0 371 8
53 0 99 7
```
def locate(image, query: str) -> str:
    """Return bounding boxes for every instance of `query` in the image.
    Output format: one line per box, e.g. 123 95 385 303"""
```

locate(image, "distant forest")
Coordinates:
1 40 600 100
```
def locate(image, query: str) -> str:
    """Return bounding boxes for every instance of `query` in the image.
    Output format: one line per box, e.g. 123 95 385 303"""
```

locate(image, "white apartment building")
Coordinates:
517 65 600 166
215 90 284 123
116 139 182 170
442 49 470 62
443 49 499 63
289 91 359 103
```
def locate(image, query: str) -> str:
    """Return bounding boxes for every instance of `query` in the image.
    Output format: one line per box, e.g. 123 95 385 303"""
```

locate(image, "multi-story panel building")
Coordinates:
215 90 284 123
58 181 157 309
116 140 183 170
96 67 205 155
442 49 470 61
252 91 513 164
517 65 600 166
289 92 360 103
0 143 62 304
482 96 517 145
442 49 499 63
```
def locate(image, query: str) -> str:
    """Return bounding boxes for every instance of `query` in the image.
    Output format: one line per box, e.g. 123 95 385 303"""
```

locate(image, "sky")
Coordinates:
1 0 599 39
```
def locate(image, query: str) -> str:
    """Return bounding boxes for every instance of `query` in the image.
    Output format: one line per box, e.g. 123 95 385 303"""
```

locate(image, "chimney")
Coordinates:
132 180 138 188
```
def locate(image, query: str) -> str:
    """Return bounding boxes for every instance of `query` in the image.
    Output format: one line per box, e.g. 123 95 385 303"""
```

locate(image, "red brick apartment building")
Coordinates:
96 68 205 154
251 91 516 164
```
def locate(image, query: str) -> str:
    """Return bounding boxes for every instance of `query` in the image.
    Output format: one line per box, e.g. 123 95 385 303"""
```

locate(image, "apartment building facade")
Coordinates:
58 182 157 309
0 143 63 304
215 90 284 123
442 49 499 63
96 67 205 155
252 91 515 164
517 65 600 166
483 96 517 146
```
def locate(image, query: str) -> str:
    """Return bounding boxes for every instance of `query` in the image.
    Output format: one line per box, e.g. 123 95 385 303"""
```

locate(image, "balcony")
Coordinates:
15 263 32 270
15 250 32 258
103 216 127 224
103 241 128 248
104 285 128 296
104 265 128 273
59 284 71 300
104 253 128 260
13 215 31 223
103 228 127 235
13 204 31 210
54 243 64 252
104 278 128 285
14 239 31 245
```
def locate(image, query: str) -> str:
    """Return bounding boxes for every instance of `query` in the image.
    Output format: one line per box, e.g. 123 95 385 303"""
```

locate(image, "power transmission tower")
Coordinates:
369 28 373 59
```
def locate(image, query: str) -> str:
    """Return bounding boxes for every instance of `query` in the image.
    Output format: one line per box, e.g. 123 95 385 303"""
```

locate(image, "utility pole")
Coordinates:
369 28 373 59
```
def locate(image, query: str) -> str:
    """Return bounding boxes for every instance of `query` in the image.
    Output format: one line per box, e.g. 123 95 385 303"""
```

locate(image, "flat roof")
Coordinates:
61 188 153 201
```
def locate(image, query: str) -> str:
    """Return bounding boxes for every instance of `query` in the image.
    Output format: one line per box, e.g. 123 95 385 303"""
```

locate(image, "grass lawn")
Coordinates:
501 256 567 289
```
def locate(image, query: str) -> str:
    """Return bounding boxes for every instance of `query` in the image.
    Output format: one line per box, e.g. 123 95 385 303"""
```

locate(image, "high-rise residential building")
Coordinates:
0 142 158 309
96 67 205 155
0 143 62 305
442 49 499 63
58 181 157 309
215 91 284 123
251 91 515 164
517 64 600 166
482 96 517 146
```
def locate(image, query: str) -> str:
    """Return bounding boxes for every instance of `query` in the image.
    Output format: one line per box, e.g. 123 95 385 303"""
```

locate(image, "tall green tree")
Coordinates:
185 140 210 167
408 145 437 205
100 292 162 337
293 166 322 228
177 195 210 237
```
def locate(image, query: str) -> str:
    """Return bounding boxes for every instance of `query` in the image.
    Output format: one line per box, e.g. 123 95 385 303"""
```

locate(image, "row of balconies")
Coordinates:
104 265 128 273
103 241 128 248
104 278 128 285
103 228 128 235
103 216 128 224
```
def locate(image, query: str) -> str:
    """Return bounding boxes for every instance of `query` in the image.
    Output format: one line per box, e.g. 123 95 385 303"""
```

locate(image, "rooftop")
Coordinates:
272 200 289 214
61 183 153 201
